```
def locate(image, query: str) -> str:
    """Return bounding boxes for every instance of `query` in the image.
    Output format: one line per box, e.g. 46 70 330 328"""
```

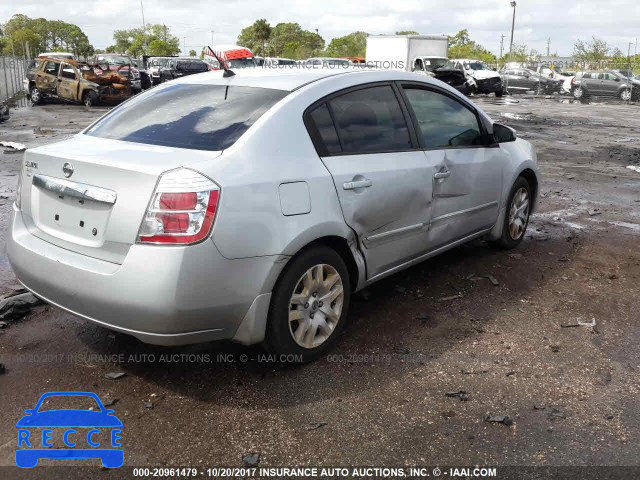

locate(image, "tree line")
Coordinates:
0 13 634 65
0 14 93 57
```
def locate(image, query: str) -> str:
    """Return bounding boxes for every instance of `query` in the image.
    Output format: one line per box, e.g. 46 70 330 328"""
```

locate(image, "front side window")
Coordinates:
85 84 287 151
327 85 411 154
403 87 484 149
44 61 60 75
60 64 76 80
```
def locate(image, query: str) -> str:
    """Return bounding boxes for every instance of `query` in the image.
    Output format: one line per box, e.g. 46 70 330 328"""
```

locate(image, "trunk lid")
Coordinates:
21 134 221 264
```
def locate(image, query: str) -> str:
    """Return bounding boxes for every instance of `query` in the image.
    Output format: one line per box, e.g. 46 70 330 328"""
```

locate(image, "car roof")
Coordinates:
173 67 447 92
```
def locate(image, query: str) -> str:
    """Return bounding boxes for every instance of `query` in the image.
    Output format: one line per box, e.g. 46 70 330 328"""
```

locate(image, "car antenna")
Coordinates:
206 46 235 78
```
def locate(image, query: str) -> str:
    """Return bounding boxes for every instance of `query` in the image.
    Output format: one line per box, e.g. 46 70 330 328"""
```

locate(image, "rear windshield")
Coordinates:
85 84 287 151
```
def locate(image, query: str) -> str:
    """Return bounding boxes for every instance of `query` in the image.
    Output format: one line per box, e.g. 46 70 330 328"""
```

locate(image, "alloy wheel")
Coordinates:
508 187 530 241
288 263 344 349
573 87 583 99
30 88 40 103
621 89 632 102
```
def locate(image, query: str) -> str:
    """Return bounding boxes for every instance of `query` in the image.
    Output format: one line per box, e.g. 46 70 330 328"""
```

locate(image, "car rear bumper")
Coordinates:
8 207 282 346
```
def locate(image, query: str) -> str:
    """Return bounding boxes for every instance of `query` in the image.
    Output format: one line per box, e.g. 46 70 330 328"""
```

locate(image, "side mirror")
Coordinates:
614 77 620 82
493 123 516 143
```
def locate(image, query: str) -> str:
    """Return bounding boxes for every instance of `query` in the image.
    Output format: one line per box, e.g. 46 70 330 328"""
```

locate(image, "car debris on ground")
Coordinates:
485 415 514 426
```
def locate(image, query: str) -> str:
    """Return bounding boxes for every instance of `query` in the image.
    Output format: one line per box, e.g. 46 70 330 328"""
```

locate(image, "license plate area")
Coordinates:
31 188 113 247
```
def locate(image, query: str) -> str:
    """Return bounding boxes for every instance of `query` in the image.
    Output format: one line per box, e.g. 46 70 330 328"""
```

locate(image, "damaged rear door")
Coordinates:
307 83 437 279
56 63 81 102
35 60 61 94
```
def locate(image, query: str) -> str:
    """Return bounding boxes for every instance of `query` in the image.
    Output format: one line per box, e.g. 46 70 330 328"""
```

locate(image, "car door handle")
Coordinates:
434 170 451 180
343 179 372 190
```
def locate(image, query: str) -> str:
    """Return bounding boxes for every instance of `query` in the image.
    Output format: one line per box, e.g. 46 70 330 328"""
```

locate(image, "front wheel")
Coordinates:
620 89 632 102
264 246 350 363
83 91 98 107
573 87 585 99
489 177 532 250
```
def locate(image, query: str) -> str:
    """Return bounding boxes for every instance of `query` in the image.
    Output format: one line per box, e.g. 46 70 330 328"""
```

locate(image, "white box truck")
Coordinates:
365 35 468 92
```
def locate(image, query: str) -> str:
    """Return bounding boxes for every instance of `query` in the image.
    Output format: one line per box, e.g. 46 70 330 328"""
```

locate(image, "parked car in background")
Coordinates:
145 56 174 85
93 54 141 92
158 57 209 83
571 70 640 101
500 67 563 95
534 65 574 94
131 58 151 90
305 57 352 68
9 68 538 362
451 59 503 97
264 57 297 67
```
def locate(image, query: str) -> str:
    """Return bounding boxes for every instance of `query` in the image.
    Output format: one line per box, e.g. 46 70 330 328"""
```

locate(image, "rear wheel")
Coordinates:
489 177 532 250
264 246 350 363
29 85 42 105
573 86 585 99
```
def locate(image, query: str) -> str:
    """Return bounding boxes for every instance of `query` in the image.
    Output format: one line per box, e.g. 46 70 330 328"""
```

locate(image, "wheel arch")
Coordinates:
518 168 539 213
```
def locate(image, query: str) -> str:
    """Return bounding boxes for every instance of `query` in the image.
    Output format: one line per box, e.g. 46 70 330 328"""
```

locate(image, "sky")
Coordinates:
3 0 640 57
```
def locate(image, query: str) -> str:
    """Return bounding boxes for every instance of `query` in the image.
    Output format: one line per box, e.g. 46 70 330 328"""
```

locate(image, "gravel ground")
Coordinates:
0 95 639 478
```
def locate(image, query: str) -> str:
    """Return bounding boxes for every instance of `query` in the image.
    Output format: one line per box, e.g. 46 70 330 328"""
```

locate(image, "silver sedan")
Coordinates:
8 68 539 362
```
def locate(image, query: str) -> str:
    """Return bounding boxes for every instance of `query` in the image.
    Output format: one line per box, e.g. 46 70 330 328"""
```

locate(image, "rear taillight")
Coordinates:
571 77 577 85
137 168 220 245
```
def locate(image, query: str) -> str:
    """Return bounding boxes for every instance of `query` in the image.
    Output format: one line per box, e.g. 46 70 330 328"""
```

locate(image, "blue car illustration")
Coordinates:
16 391 123 468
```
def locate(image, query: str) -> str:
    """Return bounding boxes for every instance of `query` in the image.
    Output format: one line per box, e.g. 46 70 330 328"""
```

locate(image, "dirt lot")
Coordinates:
0 95 639 477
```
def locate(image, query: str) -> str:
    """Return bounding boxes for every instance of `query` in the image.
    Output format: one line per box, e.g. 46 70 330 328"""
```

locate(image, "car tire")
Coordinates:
263 246 350 363
620 89 632 102
572 87 585 99
83 91 98 107
29 85 42 105
489 177 532 250
495 89 504 98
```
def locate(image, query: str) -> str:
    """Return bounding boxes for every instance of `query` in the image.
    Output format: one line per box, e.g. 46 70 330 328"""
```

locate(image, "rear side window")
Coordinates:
307 104 342 155
327 85 411 154
403 87 483 149
85 84 287 151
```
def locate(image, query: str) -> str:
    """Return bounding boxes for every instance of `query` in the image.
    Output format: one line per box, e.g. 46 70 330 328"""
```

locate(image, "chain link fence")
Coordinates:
0 55 28 104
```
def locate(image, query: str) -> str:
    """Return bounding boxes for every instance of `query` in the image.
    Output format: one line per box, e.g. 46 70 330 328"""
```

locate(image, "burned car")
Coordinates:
93 54 142 92
28 58 135 107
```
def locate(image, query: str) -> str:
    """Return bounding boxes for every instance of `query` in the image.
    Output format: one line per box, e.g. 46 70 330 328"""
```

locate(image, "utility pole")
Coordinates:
211 30 214 45
506 1 517 95
140 0 147 54
183 37 186 55
500 35 506 59
508 1 517 61
547 37 550 57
